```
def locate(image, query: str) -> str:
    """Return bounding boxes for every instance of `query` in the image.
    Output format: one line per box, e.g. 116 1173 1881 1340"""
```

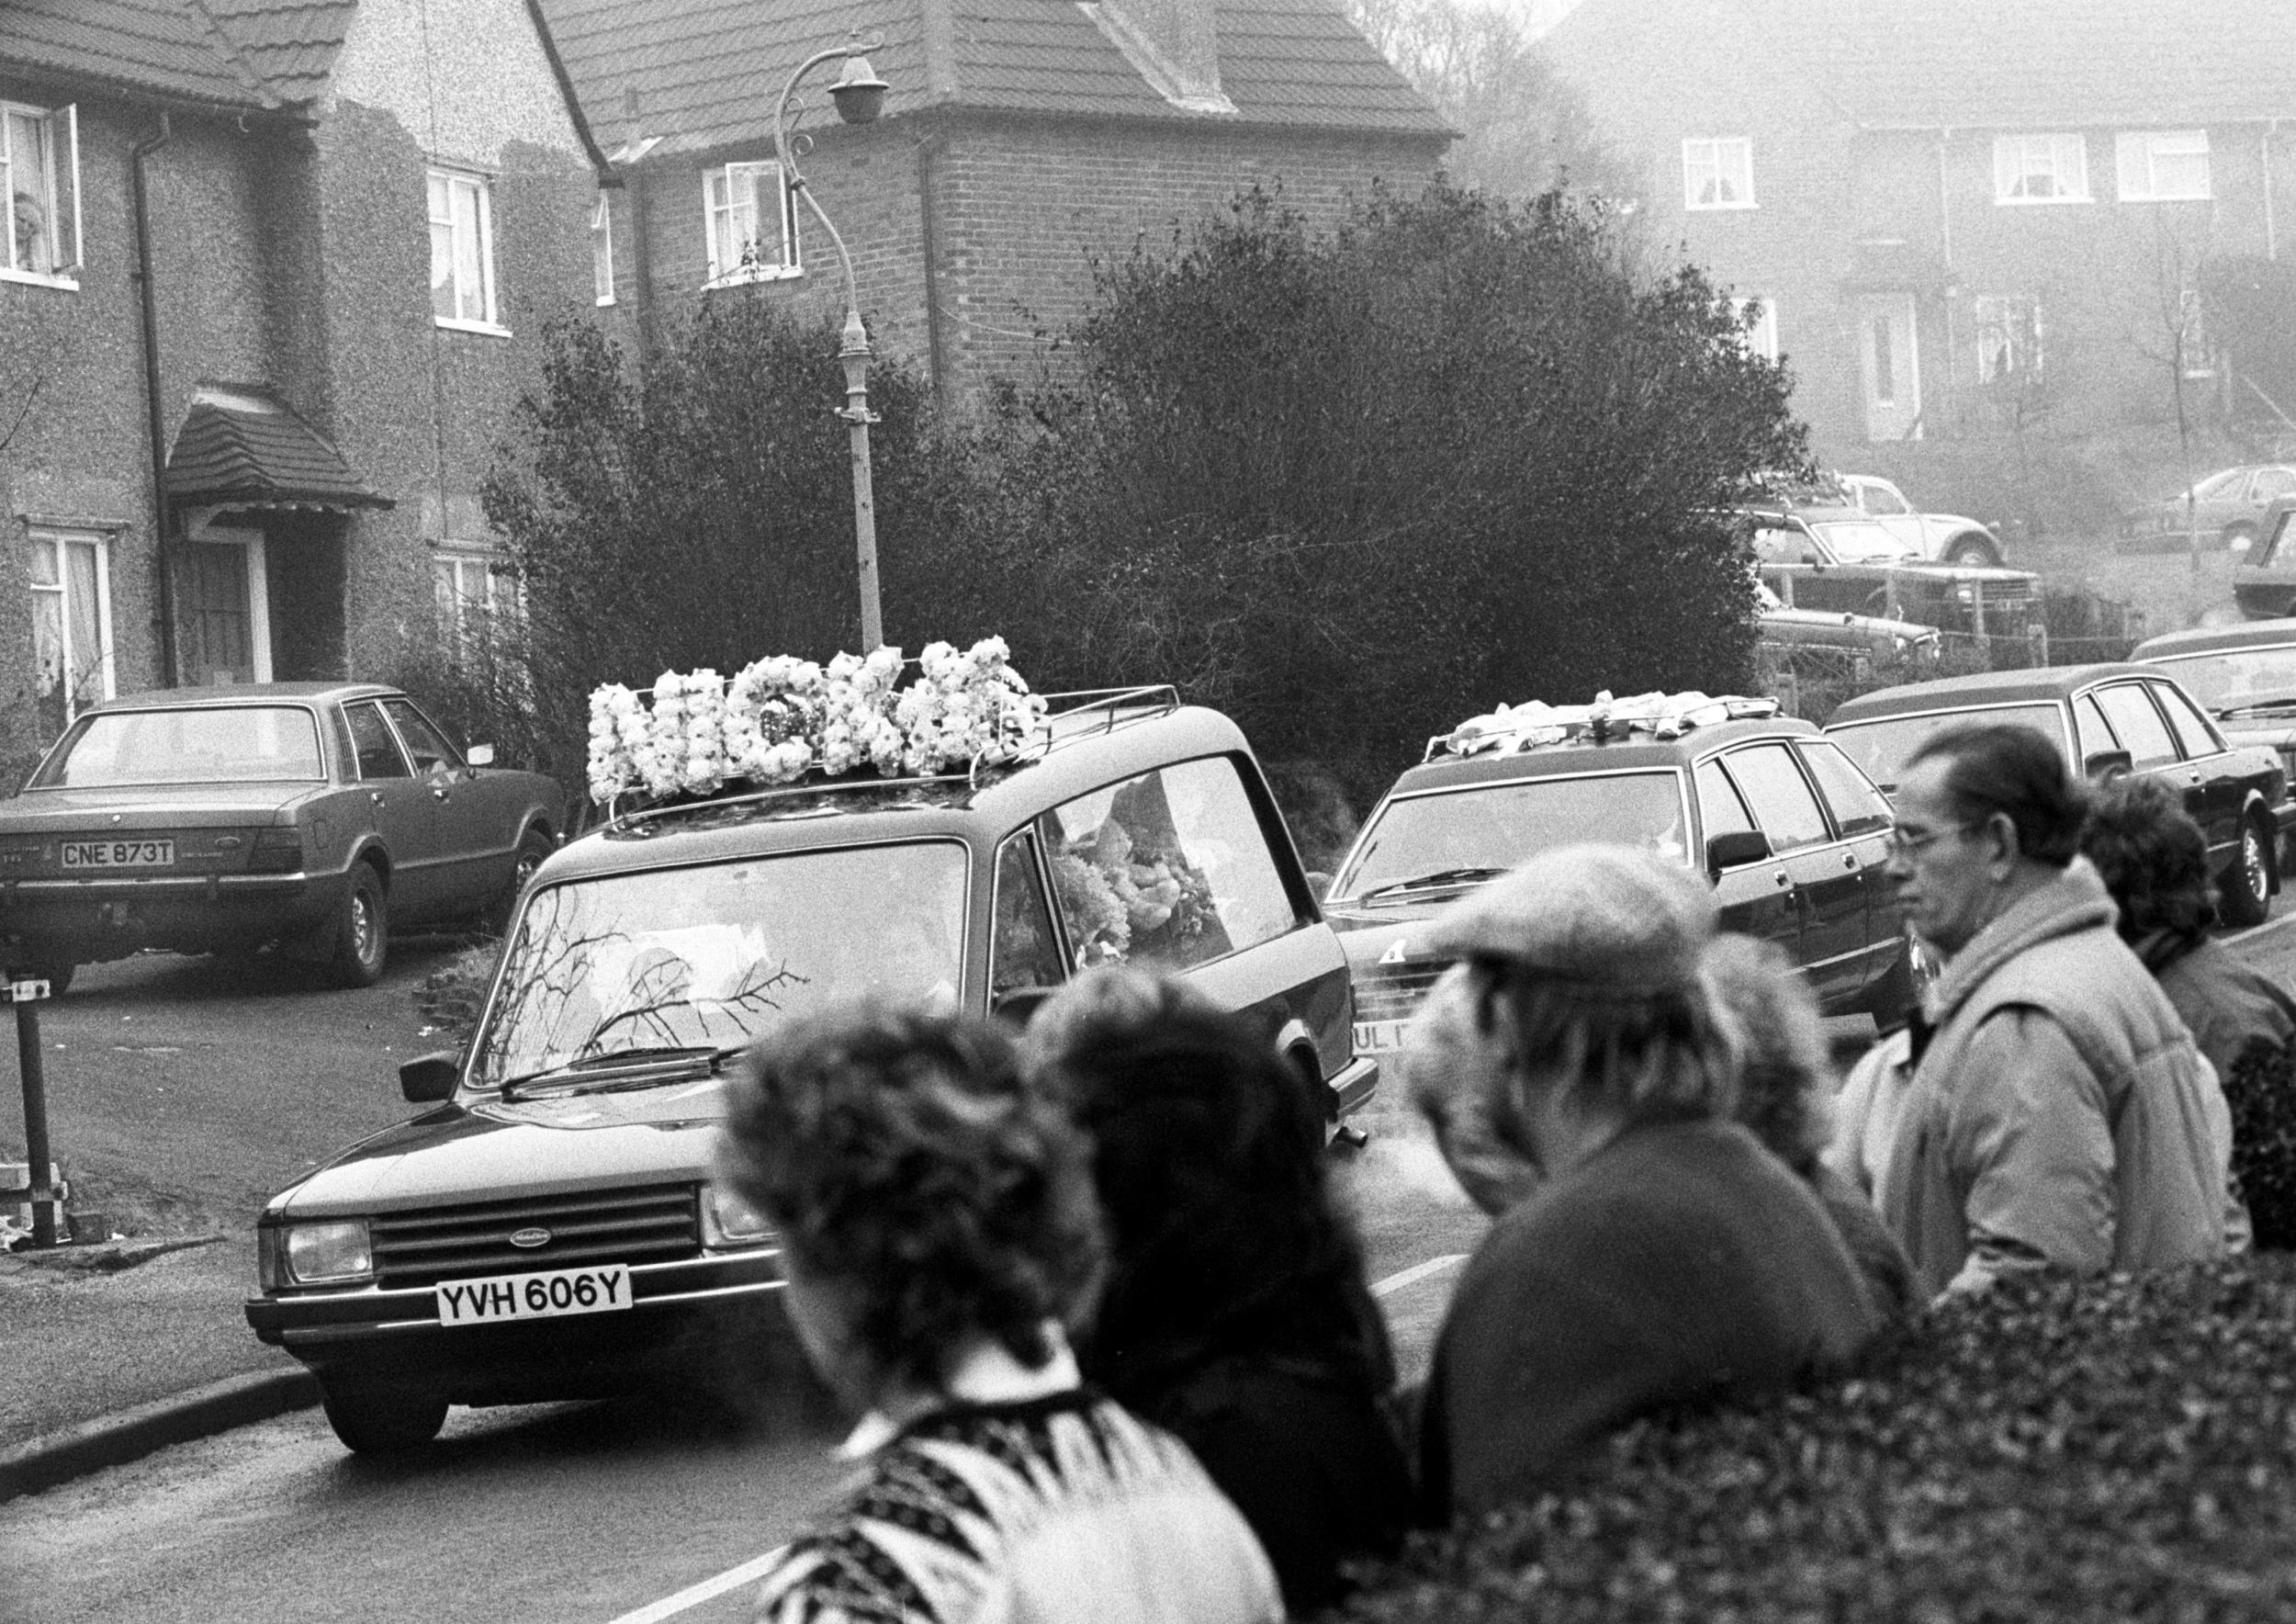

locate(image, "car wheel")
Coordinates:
1945 536 1999 567
321 1382 447 1454
494 829 553 934
328 863 389 988
2223 819 2275 929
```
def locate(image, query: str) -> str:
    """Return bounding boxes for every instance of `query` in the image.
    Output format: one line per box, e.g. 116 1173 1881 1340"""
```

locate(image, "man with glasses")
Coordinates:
1851 723 2229 1299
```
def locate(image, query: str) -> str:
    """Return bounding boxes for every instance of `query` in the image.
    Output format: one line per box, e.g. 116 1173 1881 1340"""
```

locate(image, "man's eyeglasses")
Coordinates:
1887 818 1983 858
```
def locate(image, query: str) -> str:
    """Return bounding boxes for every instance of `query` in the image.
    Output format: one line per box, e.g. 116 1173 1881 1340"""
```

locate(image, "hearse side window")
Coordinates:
2074 693 2116 766
1795 739 1894 837
343 701 411 779
2093 684 2178 771
1718 742 1830 852
991 832 1065 995
1694 759 1757 841
2150 682 2224 759
1040 756 1296 972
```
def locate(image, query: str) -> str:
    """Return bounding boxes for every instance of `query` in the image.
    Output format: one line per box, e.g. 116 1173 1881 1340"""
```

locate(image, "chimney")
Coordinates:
1090 0 1234 115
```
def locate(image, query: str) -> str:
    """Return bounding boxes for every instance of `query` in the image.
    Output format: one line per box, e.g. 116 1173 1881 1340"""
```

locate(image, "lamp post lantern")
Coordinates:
773 35 893 650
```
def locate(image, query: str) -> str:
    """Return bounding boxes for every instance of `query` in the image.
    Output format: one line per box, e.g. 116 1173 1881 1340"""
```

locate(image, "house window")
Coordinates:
704 162 800 286
2 100 80 285
2178 288 2216 379
1974 296 2044 384
433 547 521 661
428 168 501 329
1731 296 1779 362
1993 134 2089 203
591 192 614 306
2117 130 2212 201
1682 138 1754 210
28 528 113 738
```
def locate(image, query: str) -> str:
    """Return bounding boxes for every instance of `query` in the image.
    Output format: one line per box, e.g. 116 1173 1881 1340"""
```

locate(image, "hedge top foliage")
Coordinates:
1344 1258 2296 1623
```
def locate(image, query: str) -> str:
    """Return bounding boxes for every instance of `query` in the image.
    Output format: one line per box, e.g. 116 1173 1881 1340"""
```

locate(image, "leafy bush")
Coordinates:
2224 1042 2296 1250
1344 1260 2296 1622
411 938 503 1044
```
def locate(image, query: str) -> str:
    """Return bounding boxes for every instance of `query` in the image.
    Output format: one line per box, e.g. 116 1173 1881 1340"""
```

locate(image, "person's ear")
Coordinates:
1979 808 2020 875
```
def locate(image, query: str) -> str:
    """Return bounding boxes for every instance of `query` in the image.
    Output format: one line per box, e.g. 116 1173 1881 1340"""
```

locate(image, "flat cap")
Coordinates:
1424 843 1717 995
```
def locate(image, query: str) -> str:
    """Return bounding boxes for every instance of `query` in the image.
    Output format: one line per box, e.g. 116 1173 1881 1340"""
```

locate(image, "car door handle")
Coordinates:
1775 869 1793 887
369 792 385 807
432 786 450 803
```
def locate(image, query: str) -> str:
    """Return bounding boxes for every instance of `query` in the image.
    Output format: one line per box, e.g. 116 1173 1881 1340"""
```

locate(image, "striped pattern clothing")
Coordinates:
752 1388 1283 1624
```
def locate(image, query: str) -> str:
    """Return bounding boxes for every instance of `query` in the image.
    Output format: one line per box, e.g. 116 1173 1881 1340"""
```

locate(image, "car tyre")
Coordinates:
2222 818 2275 928
494 829 554 934
328 863 388 988
1945 536 2000 568
321 1382 447 1454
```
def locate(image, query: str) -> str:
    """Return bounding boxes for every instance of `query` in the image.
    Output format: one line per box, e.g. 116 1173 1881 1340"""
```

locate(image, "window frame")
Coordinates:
2090 682 2180 771
28 525 114 730
1973 295 2045 386
591 191 615 307
427 166 505 334
342 699 415 781
432 544 523 662
2116 130 2212 202
1682 137 1755 211
1730 295 1779 363
1 99 82 288
1992 133 2091 205
703 160 803 288
1714 740 1833 854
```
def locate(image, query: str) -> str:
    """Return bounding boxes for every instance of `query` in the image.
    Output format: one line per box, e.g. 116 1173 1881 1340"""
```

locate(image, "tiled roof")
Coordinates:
539 0 1446 163
0 0 355 111
165 386 391 510
1543 0 2296 130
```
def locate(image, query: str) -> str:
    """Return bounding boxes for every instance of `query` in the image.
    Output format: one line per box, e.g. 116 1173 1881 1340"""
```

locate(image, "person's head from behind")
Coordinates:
1418 843 1739 1188
1698 932 1831 1179
1889 723 2087 955
1026 967 1380 1391
2079 773 2215 945
716 1001 1103 1414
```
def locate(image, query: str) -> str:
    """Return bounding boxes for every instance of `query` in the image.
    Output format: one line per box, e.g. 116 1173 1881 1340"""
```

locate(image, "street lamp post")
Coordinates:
772 34 892 650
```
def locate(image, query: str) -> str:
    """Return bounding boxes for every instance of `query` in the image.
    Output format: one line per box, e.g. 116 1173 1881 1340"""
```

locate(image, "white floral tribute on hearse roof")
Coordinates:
586 639 1049 806
1437 689 1781 759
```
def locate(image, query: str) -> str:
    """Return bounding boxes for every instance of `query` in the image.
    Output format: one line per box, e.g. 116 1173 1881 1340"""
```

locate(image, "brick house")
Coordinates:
540 0 1449 400
1539 0 2296 510
0 0 605 766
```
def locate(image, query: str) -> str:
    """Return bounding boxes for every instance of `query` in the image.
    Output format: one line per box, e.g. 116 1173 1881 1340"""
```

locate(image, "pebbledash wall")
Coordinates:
0 0 596 766
610 113 1443 400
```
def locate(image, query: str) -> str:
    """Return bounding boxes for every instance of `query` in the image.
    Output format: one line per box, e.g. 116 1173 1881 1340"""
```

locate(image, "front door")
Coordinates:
176 531 272 686
1859 294 1923 443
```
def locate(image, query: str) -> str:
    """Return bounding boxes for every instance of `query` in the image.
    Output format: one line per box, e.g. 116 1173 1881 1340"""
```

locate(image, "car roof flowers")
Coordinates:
584 639 1053 808
1436 690 1782 760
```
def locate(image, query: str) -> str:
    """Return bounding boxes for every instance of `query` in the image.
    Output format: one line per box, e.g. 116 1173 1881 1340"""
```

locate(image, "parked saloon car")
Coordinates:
1328 709 1912 1060
2123 464 2296 552
1737 506 2043 640
0 683 561 990
2132 619 2296 867
246 689 1375 1452
1826 664 2288 925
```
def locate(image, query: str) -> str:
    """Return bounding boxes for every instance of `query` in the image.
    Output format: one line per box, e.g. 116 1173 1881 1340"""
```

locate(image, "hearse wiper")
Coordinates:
1356 866 1509 902
497 1043 748 1100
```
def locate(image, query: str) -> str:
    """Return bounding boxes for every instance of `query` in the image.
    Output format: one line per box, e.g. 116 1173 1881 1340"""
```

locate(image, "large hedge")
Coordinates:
1345 1259 2296 1622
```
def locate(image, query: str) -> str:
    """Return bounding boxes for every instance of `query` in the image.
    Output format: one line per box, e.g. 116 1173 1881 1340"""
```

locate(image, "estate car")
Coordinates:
246 689 1375 1452
2132 619 2296 866
1326 708 1913 1057
0 683 560 989
1826 664 2288 925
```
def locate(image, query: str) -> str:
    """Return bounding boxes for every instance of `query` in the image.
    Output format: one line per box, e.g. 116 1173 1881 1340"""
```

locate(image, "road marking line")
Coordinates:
608 1547 786 1624
2224 910 2296 946
1372 1253 1467 1298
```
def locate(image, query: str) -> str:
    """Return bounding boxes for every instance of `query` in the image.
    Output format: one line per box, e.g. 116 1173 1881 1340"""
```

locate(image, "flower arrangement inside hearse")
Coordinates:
585 637 1052 809
1432 688 1782 760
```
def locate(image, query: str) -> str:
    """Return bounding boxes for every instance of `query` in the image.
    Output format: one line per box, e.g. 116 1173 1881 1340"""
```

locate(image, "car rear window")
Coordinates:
1825 704 2067 793
35 705 324 787
2146 647 2296 713
1332 769 1687 902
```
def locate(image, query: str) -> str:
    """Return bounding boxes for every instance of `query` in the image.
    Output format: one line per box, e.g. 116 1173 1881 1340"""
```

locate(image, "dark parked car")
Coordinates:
1326 705 1912 1060
2123 464 2296 551
245 689 1375 1452
2132 619 2296 866
0 682 561 989
1826 664 2288 925
1737 507 2043 640
2232 497 2296 619
1758 581 1942 669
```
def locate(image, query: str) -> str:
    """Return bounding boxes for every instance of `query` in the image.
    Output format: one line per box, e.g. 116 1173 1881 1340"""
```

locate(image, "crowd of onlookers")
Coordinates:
711 721 2291 1623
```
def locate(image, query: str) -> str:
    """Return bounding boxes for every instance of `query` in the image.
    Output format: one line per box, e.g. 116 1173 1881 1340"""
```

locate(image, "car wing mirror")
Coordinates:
465 743 495 768
2083 750 2133 783
400 1050 461 1103
1705 829 1773 875
990 986 1060 1030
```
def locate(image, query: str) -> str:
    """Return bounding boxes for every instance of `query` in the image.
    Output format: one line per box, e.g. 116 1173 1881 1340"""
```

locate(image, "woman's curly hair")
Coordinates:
1699 932 1833 1177
2080 772 2217 940
1026 967 1395 1402
717 1001 1105 1391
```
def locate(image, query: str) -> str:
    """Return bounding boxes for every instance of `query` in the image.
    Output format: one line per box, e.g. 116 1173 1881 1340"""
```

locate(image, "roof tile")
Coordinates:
0 0 355 109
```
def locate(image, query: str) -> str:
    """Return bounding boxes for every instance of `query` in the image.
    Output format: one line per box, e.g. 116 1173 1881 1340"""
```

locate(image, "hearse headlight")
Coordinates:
281 1219 372 1285
701 1184 775 1248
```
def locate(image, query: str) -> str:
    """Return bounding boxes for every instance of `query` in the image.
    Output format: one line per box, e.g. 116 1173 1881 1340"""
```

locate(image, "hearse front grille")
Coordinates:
1352 958 1454 1023
369 1184 701 1288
